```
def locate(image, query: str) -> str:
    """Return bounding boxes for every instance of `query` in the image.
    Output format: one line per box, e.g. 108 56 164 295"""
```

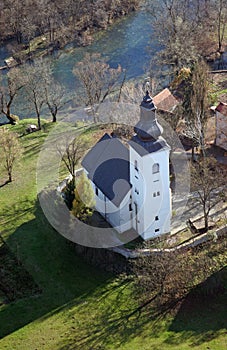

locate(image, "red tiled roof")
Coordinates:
153 88 179 113
216 102 227 116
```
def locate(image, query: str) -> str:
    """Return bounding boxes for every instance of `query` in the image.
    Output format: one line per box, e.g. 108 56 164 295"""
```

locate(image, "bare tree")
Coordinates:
44 82 67 122
57 136 87 186
20 59 68 124
1 0 140 53
0 68 24 124
147 0 203 76
132 238 225 313
73 53 123 122
182 60 210 158
41 60 68 122
117 79 156 104
191 157 226 232
4 0 25 44
21 17 37 58
216 0 227 53
148 0 227 73
0 127 22 183
20 61 47 129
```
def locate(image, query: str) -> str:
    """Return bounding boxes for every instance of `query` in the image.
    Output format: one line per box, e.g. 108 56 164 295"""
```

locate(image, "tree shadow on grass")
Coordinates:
0 196 158 348
0 200 113 339
0 197 36 232
1 196 226 347
55 278 159 350
23 137 46 159
79 259 227 350
0 180 10 188
0 240 41 304
165 267 227 347
55 265 227 349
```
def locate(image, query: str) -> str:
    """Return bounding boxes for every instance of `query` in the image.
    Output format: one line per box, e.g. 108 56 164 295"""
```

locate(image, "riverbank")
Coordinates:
0 1 141 69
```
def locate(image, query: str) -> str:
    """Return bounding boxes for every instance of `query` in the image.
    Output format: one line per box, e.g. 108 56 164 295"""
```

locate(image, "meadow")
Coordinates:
0 120 226 349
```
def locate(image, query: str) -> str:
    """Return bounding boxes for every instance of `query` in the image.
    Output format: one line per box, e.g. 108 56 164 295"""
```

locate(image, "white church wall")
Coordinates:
141 148 171 239
87 175 132 233
118 191 132 233
105 191 132 233
129 147 145 234
129 145 171 240
77 171 108 220
105 198 120 229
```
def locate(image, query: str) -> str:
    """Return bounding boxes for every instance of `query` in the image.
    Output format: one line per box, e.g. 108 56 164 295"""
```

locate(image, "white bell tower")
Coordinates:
129 90 171 240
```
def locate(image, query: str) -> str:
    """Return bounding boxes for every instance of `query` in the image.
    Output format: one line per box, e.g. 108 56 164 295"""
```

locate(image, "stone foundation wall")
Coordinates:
70 225 227 273
71 243 131 274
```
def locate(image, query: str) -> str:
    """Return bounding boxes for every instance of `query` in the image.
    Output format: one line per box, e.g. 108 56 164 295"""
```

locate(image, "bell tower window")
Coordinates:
152 163 159 174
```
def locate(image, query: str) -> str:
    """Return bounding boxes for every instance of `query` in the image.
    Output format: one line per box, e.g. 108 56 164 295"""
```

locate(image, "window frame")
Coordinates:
152 163 160 174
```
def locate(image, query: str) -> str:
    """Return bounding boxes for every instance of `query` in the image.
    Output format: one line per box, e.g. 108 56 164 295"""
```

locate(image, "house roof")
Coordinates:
81 134 131 207
153 88 179 113
216 102 227 116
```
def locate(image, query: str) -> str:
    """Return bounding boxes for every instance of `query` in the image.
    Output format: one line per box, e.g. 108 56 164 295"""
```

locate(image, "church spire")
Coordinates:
140 90 156 111
134 90 163 141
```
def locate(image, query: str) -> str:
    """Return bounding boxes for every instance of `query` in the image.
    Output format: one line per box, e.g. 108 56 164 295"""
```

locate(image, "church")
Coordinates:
81 90 172 240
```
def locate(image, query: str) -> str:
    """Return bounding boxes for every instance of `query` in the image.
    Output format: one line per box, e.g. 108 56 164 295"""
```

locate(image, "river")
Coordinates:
0 10 159 121
0 8 226 121
53 10 158 88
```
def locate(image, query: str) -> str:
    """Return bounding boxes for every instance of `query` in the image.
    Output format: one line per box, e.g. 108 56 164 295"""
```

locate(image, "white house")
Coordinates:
215 102 227 151
81 91 172 240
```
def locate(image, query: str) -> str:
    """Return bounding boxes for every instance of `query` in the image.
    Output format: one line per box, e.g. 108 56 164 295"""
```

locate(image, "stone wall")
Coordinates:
71 243 131 274
70 225 227 273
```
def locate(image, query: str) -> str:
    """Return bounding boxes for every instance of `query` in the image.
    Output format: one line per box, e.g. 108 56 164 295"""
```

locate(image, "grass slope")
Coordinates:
0 120 226 349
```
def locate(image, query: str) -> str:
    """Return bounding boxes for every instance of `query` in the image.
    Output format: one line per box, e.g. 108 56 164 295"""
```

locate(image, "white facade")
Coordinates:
90 180 132 233
129 144 171 240
82 91 172 241
86 140 172 240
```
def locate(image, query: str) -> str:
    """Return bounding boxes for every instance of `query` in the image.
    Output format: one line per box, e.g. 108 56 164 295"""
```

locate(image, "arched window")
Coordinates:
152 163 159 174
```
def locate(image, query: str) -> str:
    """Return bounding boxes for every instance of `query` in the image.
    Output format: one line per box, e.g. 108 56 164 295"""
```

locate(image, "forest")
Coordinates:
0 0 140 50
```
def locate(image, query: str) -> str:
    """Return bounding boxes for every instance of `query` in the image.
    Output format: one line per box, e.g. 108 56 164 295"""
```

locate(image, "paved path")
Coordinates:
171 192 227 235
110 195 227 259
111 223 226 259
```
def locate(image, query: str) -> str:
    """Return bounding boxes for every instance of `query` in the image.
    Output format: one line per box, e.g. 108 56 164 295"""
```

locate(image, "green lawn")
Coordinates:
0 120 226 349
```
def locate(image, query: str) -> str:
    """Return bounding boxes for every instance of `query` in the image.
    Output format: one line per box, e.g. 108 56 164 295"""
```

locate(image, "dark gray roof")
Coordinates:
140 91 157 110
134 120 163 140
137 91 163 140
81 134 131 207
129 135 169 156
81 133 111 173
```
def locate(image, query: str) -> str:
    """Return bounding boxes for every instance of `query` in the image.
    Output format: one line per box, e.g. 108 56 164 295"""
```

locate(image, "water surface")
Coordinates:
0 10 161 120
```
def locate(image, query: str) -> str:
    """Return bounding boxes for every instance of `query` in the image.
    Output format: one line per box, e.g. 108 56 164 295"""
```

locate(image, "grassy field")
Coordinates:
0 120 226 349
